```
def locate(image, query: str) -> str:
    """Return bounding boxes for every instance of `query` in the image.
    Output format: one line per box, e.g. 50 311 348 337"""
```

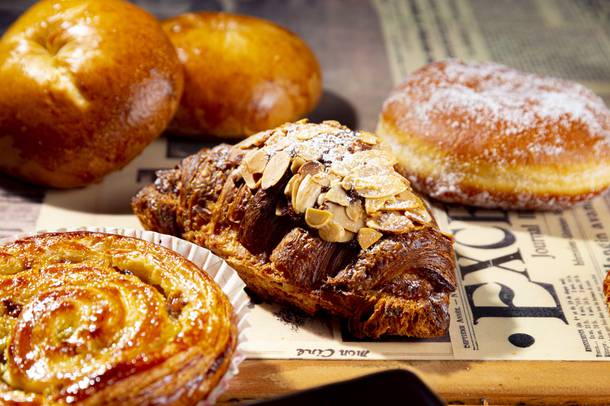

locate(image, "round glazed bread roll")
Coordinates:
378 60 610 210
0 0 183 188
162 12 322 138
0 232 236 405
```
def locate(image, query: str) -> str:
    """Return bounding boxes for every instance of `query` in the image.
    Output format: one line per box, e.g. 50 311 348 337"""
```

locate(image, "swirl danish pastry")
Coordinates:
378 60 610 210
0 231 236 405
133 120 457 338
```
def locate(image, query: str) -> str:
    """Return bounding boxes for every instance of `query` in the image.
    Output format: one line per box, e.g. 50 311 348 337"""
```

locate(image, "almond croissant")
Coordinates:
133 120 456 338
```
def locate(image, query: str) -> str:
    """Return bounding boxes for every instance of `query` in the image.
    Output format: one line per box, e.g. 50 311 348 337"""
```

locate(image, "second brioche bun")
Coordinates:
162 12 322 139
0 0 183 188
378 60 610 210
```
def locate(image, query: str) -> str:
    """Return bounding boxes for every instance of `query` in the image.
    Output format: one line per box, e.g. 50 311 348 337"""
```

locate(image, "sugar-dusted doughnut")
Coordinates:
378 60 610 210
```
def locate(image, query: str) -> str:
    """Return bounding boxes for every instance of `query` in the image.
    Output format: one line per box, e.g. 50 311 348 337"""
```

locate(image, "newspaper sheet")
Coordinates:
1 0 609 360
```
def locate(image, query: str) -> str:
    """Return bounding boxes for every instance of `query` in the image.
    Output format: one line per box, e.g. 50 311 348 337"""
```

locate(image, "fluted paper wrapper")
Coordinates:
1 227 250 405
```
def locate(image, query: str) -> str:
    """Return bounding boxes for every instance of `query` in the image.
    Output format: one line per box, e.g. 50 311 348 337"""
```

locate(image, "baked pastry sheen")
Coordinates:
133 120 456 338
0 232 236 405
604 272 610 311
378 60 610 210
0 0 184 188
163 12 322 138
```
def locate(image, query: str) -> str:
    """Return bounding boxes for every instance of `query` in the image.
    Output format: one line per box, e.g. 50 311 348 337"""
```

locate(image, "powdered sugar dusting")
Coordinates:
386 60 610 159
237 120 434 237
262 121 360 164
380 60 610 209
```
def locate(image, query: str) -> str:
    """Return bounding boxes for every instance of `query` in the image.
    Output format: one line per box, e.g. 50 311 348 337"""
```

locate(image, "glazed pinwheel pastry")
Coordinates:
133 120 456 338
0 232 236 405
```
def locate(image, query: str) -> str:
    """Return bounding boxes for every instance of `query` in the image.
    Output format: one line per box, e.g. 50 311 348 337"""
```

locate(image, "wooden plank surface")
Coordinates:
218 360 610 405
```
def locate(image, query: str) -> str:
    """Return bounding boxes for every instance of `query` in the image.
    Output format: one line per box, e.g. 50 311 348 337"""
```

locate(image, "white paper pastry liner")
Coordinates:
0 226 251 405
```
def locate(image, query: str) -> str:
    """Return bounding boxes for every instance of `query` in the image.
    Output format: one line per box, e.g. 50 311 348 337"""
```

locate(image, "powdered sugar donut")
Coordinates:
377 60 610 210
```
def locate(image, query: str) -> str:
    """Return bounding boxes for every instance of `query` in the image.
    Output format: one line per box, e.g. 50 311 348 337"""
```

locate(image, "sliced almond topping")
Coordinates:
285 174 301 198
305 208 333 229
358 131 378 145
290 156 306 173
319 221 354 243
405 208 432 224
366 211 415 234
300 148 322 162
340 176 354 191
328 173 342 187
235 130 272 149
296 127 317 140
270 135 292 151
346 199 365 222
382 190 420 210
331 149 397 179
358 227 383 250
330 162 350 178
354 174 408 199
241 168 260 189
420 210 432 223
383 197 419 211
365 197 389 214
245 148 268 174
298 160 324 177
324 185 350 206
322 120 342 127
261 150 291 189
294 174 322 213
262 128 287 146
291 175 304 209
396 190 417 200
317 192 326 206
237 121 426 241
325 202 364 233
312 172 330 187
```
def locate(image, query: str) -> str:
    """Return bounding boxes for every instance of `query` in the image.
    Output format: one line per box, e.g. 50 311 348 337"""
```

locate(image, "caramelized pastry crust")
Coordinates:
133 120 456 338
378 60 610 210
0 232 236 405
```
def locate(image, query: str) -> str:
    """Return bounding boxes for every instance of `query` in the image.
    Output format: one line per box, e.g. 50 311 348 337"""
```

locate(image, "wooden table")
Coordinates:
218 359 610 405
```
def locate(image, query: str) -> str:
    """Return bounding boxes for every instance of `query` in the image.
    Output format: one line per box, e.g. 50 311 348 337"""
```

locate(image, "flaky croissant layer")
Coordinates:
0 232 236 405
133 120 457 338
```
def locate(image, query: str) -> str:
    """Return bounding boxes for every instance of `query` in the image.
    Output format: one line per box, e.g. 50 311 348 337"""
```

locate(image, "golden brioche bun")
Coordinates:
377 60 610 210
0 0 184 188
162 12 322 139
